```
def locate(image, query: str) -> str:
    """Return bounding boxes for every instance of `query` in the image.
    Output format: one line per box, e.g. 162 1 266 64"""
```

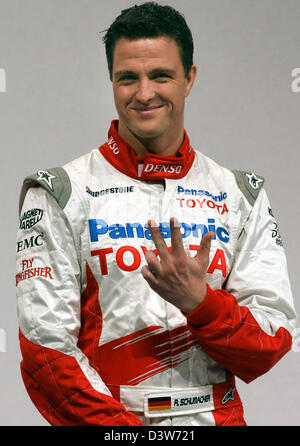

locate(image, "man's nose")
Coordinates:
135 78 155 103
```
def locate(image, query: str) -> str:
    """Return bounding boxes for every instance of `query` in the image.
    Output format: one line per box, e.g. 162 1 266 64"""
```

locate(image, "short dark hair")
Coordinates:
102 2 194 80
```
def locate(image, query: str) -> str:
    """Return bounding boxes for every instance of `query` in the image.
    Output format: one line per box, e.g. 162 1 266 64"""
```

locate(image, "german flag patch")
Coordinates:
148 396 172 412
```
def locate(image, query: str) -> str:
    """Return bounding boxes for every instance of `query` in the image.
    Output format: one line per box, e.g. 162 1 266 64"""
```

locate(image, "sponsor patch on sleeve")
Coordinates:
16 233 45 252
268 207 283 246
232 170 264 206
16 258 54 286
19 209 43 230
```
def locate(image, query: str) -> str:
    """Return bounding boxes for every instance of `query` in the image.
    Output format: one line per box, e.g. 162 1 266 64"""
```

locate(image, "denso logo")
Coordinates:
89 219 229 243
107 136 120 155
144 164 182 174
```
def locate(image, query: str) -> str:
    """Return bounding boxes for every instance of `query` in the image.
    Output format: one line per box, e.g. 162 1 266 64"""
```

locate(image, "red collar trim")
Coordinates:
98 120 195 180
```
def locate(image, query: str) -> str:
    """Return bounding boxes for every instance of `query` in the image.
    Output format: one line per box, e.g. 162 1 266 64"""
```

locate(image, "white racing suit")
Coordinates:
16 120 296 426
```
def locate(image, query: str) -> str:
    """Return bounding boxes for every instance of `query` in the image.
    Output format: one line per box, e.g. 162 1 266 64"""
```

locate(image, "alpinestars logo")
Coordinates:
221 387 235 405
246 173 263 189
37 170 56 191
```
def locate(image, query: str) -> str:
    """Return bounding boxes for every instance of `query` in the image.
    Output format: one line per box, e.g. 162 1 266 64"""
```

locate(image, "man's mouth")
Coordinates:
131 105 165 115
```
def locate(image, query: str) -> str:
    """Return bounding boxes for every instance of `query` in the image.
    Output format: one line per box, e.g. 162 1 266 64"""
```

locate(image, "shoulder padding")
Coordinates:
232 170 265 206
19 167 71 215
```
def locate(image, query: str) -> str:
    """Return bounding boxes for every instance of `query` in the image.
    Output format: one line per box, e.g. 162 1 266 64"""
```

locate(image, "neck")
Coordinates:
118 120 185 157
98 120 195 181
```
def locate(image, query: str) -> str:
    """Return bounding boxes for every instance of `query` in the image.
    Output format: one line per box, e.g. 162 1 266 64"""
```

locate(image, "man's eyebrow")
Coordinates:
114 68 177 78
114 70 137 78
150 68 177 76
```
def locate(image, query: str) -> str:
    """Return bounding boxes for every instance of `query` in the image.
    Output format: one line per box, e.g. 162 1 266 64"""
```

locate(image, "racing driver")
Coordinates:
16 2 297 426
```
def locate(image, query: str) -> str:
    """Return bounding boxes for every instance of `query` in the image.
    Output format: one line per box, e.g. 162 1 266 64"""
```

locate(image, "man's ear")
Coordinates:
185 65 197 98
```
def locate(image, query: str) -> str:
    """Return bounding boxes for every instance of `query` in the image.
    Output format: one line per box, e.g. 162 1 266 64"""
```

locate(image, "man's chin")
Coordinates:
129 121 167 140
133 128 163 140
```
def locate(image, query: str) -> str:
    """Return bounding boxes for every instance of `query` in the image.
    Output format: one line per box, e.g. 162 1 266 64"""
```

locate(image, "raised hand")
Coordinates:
141 217 214 314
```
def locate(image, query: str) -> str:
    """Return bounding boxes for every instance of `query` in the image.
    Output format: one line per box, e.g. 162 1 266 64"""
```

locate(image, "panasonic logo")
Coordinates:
88 219 229 243
177 185 227 202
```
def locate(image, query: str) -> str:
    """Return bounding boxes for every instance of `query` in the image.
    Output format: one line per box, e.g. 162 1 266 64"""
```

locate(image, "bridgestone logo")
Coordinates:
20 209 43 230
86 186 134 197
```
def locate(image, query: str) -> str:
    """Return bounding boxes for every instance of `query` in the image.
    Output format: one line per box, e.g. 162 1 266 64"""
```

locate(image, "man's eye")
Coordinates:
154 73 170 79
119 75 136 82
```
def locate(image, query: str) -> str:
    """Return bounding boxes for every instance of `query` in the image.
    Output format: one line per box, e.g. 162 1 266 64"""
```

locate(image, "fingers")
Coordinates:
170 217 186 257
147 219 169 261
148 217 186 258
141 264 159 289
144 217 184 284
144 249 162 277
195 231 215 260
147 218 213 265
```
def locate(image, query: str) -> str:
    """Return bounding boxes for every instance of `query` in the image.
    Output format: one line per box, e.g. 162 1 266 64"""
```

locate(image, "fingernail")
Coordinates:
171 217 180 227
149 219 158 227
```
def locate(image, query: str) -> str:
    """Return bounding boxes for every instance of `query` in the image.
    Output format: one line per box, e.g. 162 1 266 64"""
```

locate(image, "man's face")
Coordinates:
112 36 196 141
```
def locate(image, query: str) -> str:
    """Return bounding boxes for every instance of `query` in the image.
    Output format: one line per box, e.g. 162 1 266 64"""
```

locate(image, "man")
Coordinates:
16 2 296 426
